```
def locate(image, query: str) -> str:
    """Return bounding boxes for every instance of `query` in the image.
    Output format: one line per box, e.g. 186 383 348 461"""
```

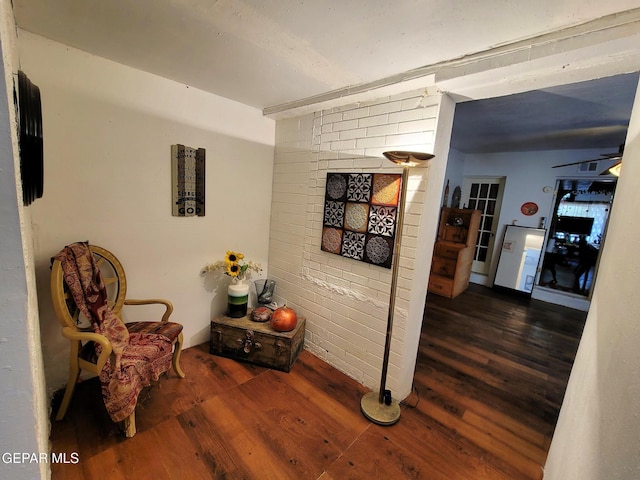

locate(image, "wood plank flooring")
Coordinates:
49 285 586 479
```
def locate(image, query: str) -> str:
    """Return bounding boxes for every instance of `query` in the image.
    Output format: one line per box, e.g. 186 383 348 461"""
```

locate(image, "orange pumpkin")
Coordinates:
270 305 298 332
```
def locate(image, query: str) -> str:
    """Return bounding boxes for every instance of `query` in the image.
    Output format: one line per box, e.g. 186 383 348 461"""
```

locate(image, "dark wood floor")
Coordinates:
49 284 586 479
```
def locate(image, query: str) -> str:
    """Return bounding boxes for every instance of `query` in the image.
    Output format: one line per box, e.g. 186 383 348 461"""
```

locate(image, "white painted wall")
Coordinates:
19 31 276 394
269 89 447 399
0 2 49 479
543 75 640 480
441 148 465 207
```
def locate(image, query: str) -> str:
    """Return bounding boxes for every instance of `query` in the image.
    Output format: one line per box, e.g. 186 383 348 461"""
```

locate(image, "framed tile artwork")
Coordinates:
321 172 402 268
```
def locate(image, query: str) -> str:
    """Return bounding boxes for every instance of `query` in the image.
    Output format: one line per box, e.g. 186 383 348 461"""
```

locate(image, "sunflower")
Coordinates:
225 251 244 263
225 262 241 277
202 250 261 281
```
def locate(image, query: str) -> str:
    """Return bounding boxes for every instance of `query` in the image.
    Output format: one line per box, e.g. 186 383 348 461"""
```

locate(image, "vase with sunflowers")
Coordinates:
202 251 262 318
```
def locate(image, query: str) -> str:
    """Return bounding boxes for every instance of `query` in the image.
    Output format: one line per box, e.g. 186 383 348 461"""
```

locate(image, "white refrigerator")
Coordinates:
494 225 545 294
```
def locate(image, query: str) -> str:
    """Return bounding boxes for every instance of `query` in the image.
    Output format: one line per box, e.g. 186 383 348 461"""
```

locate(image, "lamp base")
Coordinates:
360 391 401 426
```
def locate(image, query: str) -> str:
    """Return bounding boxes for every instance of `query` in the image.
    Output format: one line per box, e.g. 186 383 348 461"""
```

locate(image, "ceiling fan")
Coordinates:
552 144 624 176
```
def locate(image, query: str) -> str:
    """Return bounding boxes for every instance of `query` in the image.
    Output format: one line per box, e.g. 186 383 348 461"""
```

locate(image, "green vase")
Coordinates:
227 281 249 318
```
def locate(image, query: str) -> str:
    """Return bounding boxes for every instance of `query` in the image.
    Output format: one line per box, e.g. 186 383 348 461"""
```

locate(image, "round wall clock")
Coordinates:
17 70 43 206
520 202 538 216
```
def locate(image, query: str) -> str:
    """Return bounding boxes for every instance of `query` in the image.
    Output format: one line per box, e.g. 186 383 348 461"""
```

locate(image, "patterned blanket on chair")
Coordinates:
54 242 173 423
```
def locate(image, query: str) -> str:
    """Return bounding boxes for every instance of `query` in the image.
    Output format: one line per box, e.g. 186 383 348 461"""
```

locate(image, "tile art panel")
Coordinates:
368 205 398 237
347 173 372 202
344 203 370 232
326 173 348 201
364 234 394 268
372 173 401 206
321 227 343 254
324 200 345 228
321 172 402 268
341 231 366 261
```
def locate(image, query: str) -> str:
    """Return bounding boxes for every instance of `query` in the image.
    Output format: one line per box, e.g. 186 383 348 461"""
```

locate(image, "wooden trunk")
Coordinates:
210 311 305 372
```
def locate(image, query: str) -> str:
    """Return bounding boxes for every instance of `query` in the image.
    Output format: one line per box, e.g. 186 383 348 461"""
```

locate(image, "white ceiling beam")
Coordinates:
264 7 640 118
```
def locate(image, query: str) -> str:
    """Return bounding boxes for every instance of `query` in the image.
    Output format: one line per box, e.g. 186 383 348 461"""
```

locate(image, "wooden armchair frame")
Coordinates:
50 245 185 437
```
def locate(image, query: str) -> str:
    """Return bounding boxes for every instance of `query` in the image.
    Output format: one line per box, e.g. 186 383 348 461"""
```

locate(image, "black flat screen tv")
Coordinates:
556 216 594 235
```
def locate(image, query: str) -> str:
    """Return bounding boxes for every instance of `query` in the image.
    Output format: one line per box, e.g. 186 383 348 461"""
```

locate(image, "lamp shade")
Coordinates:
383 151 435 166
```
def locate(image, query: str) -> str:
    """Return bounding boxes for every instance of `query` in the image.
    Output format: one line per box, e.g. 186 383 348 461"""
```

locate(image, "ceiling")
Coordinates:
451 72 639 153
12 0 640 153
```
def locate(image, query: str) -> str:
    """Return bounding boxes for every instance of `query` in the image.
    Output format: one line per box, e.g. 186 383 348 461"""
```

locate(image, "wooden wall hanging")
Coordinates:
171 144 205 216
321 172 402 268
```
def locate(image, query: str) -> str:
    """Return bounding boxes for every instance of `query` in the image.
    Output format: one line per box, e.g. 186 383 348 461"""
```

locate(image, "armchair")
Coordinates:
50 242 185 437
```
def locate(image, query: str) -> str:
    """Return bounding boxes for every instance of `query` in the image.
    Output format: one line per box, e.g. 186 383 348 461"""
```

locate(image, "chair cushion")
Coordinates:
125 321 183 342
77 322 183 365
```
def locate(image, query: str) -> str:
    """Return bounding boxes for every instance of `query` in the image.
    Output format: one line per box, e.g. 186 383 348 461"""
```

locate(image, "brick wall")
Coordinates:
269 89 442 395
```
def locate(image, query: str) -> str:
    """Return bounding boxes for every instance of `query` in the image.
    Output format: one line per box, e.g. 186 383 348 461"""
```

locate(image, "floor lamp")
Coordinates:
360 150 434 426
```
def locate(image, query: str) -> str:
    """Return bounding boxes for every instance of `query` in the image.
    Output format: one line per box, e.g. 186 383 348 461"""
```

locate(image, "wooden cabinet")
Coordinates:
428 208 481 298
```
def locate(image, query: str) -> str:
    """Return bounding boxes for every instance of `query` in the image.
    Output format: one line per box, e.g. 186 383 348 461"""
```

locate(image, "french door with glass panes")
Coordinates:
462 177 505 275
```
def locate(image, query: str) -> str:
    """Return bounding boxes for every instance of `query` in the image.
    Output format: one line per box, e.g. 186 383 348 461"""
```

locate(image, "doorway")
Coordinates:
536 177 616 297
424 72 635 476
